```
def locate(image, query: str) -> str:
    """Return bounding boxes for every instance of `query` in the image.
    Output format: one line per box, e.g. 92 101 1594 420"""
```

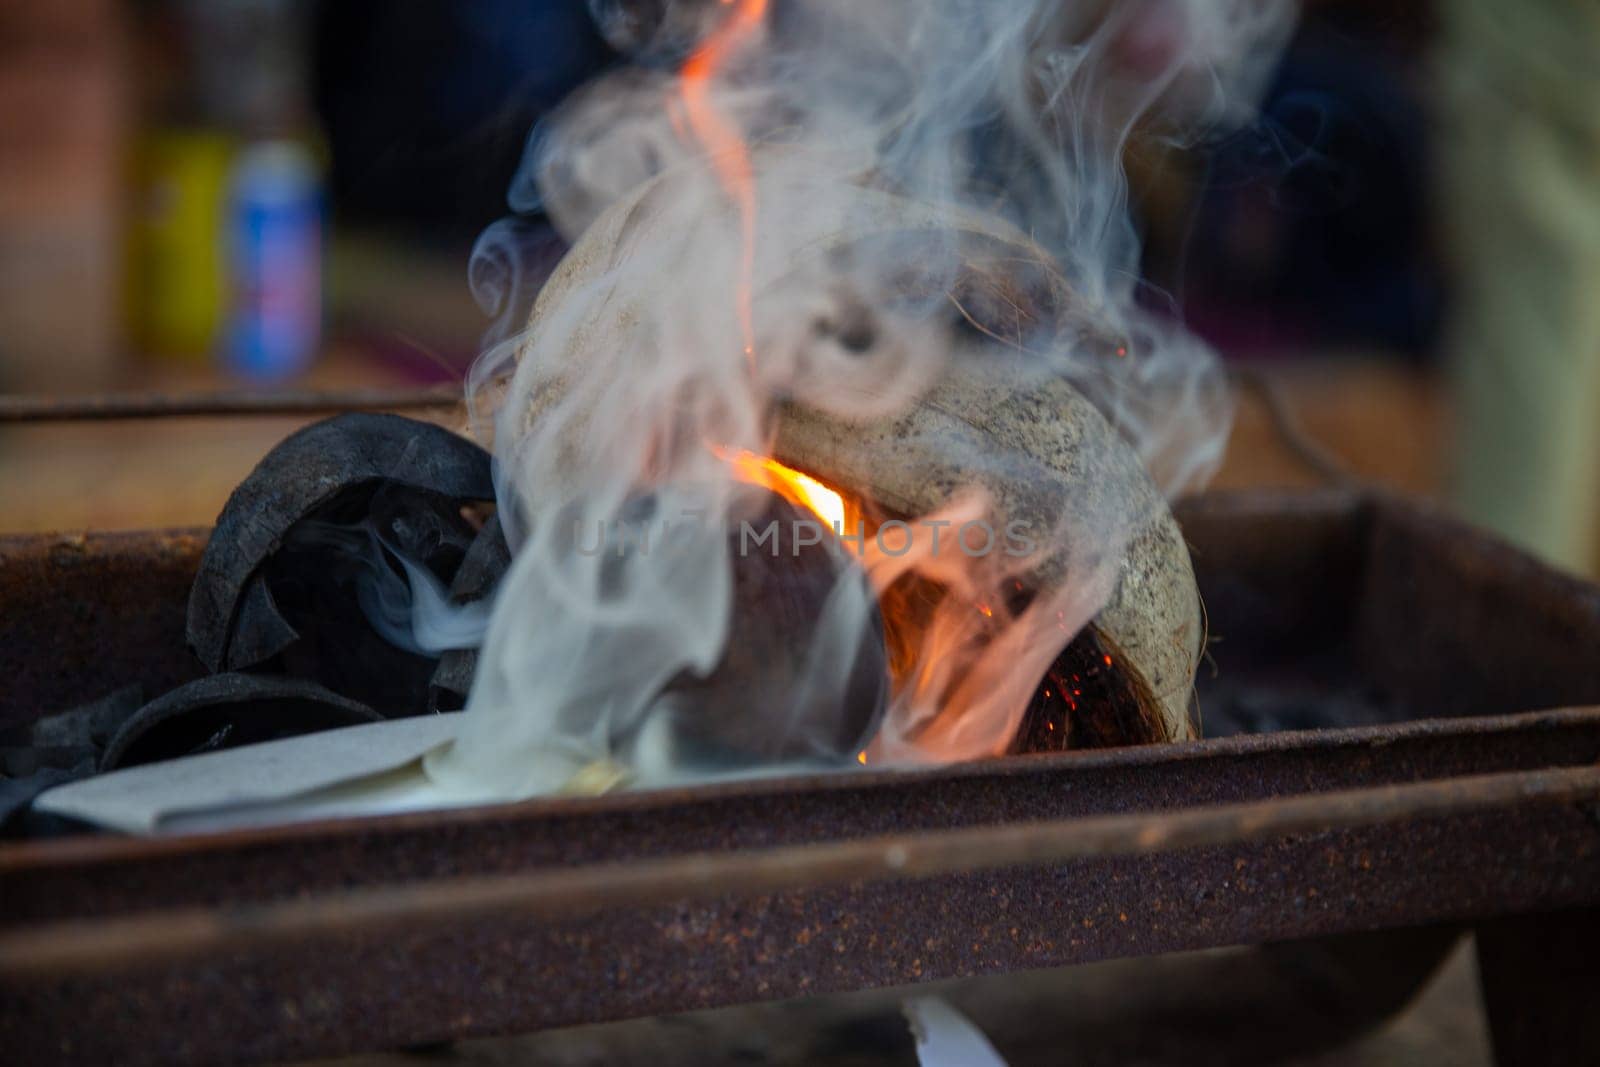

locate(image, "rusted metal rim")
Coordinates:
5 704 1599 875
0 385 464 423
3 762 1597 979
3 491 1599 1066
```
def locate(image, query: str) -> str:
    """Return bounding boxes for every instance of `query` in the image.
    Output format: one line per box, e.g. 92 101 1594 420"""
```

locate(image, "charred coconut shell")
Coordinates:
429 515 513 712
656 492 888 765
188 413 495 716
101 673 382 772
521 163 1201 743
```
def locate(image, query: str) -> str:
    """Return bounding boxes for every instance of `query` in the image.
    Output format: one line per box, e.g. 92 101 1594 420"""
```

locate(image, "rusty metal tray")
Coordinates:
2 490 1598 1065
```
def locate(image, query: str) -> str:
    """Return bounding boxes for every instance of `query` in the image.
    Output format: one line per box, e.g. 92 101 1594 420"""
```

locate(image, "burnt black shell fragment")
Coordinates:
101 674 383 772
648 493 889 766
226 574 301 668
260 484 482 714
0 686 145 835
0 684 144 754
429 515 511 712
187 413 495 715
1 765 95 836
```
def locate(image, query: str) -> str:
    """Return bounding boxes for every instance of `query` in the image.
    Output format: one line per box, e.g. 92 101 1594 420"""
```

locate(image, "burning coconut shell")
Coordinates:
519 163 1201 745
776 362 1198 744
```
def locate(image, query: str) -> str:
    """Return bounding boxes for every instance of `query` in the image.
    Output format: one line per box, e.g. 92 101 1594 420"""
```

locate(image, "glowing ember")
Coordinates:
719 447 847 531
678 0 768 362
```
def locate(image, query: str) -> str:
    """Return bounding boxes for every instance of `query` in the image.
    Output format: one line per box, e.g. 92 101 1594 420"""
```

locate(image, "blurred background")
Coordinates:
2 5 1595 1061
0 0 1596 579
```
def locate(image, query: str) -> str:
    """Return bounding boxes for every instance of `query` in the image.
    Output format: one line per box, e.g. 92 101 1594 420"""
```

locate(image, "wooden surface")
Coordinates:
1213 359 1446 496
0 351 469 533
0 356 1444 534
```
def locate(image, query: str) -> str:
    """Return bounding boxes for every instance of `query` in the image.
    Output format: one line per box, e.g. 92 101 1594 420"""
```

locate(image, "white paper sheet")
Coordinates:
33 715 466 834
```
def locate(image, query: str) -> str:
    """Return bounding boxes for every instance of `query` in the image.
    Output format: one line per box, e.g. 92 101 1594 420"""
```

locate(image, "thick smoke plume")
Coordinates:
423 0 1296 800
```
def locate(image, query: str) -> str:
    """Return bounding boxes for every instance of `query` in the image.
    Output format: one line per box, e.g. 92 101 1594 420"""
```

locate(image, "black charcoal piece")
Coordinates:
1 763 96 836
100 673 384 772
0 686 146 836
224 575 301 668
429 515 511 712
2 745 98 778
188 413 495 715
259 486 483 715
0 687 148 838
444 513 512 604
648 492 889 766
0 684 144 753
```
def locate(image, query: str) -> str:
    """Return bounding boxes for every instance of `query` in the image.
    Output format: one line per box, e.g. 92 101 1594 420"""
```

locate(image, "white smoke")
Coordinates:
425 0 1297 800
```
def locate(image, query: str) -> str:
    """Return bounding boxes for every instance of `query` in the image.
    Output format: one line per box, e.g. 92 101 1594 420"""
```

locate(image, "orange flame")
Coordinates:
679 0 768 364
719 447 846 531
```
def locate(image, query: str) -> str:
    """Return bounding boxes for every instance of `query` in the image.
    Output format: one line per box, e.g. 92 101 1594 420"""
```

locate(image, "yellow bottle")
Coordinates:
125 128 234 361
